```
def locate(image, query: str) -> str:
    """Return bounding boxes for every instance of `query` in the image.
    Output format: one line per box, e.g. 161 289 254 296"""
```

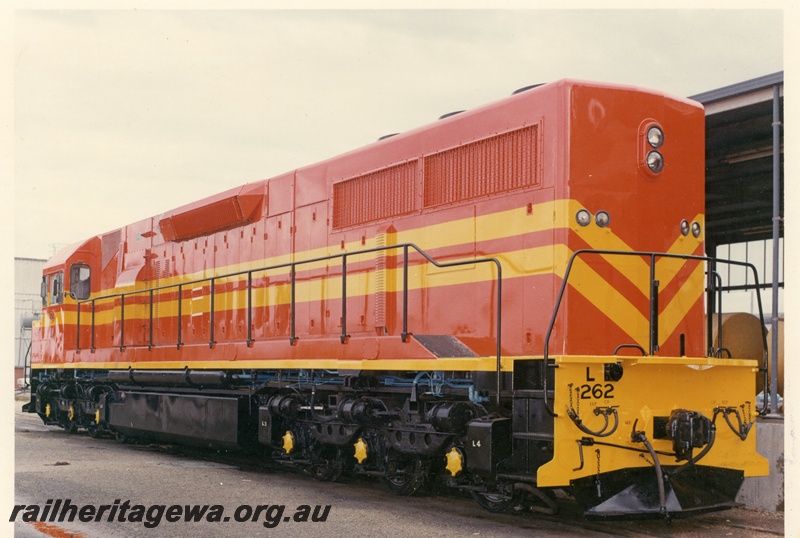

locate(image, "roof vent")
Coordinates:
512 83 545 95
438 110 465 120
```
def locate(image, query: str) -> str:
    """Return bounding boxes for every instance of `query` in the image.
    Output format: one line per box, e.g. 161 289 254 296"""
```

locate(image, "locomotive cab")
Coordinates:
34 240 99 365
41 261 92 307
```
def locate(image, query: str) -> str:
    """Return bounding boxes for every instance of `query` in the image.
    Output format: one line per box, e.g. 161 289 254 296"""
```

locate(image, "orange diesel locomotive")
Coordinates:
26 80 769 520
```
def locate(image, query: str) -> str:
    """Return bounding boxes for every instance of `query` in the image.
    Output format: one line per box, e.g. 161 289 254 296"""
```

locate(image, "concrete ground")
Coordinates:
736 417 785 513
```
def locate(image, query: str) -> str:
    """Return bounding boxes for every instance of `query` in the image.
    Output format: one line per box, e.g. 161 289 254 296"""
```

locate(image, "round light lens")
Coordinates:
595 211 610 228
680 219 690 236
691 221 701 238
647 126 664 148
646 150 664 173
576 209 591 227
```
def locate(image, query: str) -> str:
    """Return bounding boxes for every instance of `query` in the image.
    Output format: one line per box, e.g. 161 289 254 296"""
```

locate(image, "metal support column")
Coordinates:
768 84 782 416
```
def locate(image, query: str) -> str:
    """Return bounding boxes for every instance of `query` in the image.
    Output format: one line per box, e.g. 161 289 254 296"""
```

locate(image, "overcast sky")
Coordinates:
13 8 784 260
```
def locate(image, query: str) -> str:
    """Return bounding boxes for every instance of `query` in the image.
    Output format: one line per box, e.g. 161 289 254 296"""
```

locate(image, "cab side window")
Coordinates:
40 276 48 307
50 272 64 305
70 263 91 300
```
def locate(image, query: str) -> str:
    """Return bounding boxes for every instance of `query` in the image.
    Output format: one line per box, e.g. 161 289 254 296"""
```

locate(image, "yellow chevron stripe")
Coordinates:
657 213 705 288
565 199 650 297
566 199 704 296
659 262 705 347
553 244 650 349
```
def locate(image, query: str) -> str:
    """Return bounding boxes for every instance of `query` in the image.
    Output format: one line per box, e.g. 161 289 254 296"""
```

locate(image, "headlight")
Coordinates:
595 211 610 228
680 219 690 236
691 221 702 238
647 126 664 148
646 150 664 173
576 209 591 227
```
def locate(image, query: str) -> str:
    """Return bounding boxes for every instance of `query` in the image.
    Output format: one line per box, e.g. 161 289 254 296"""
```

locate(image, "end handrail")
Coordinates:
542 249 768 417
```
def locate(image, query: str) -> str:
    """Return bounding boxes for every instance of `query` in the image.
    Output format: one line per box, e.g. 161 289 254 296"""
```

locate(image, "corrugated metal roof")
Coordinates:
689 72 783 247
690 72 783 105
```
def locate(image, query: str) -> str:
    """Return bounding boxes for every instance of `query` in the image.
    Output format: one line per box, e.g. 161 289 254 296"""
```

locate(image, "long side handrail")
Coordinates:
541 249 768 417
75 243 504 403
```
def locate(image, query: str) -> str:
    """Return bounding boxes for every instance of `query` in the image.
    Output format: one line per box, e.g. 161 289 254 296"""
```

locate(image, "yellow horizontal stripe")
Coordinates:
41 200 703 353
33 356 520 372
66 244 556 326
88 201 564 298
34 353 759 372
552 354 759 368
396 200 563 249
47 242 699 352
78 199 700 306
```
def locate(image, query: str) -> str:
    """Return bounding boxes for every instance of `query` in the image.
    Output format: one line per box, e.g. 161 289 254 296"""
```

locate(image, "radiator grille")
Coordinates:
332 161 417 229
333 161 417 228
423 125 539 208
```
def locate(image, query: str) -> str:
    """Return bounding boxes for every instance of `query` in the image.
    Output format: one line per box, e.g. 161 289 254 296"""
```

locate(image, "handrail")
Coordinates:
710 271 724 356
541 249 768 417
75 243 504 404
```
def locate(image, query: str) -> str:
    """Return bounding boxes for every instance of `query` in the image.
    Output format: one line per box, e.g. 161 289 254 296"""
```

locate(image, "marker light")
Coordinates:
647 126 664 148
646 151 664 173
595 211 610 228
576 209 591 227
691 221 702 238
680 219 690 236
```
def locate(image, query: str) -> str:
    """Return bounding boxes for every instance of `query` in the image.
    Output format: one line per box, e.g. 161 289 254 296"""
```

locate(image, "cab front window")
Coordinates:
70 263 91 300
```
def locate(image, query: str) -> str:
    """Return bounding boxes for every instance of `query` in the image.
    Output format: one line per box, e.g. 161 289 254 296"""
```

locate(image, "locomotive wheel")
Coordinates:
308 446 345 482
380 453 427 496
471 487 516 513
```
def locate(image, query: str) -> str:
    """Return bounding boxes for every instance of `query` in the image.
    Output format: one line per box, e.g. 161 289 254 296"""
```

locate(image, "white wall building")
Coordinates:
15 257 46 379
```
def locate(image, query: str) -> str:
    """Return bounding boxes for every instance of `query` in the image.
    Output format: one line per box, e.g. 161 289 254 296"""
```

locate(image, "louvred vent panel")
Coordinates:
423 124 539 208
333 161 417 229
